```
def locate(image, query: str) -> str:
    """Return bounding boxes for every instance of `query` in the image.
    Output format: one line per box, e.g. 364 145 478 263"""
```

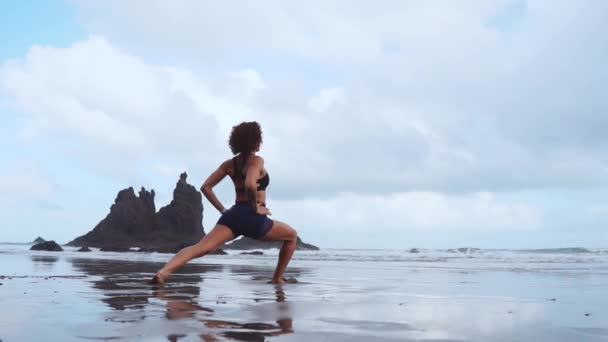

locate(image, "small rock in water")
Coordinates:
409 248 420 253
240 251 264 255
209 249 227 255
546 298 557 301
585 313 591 317
77 246 92 252
30 241 63 252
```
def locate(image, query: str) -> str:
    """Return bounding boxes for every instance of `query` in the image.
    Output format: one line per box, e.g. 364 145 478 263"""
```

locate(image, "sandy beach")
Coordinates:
1 245 608 341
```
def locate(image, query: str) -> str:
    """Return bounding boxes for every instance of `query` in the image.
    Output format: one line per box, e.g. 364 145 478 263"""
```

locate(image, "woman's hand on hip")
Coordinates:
256 205 272 216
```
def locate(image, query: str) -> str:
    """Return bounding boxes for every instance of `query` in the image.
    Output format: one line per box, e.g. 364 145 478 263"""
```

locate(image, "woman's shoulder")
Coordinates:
220 158 235 170
223 154 264 169
250 155 265 165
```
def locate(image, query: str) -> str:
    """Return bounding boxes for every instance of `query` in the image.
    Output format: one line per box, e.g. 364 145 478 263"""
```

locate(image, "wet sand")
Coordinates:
1 248 608 341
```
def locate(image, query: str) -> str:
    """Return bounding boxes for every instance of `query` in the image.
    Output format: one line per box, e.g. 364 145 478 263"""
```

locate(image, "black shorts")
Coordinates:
217 202 274 239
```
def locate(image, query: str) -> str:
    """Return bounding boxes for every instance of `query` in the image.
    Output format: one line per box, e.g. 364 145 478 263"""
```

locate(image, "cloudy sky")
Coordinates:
1 0 607 248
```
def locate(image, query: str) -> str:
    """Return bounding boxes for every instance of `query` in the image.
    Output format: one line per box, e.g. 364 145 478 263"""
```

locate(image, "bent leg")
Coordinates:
260 220 298 283
152 224 234 283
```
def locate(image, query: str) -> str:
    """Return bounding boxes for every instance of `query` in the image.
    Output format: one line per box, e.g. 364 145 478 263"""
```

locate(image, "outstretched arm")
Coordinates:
201 161 229 213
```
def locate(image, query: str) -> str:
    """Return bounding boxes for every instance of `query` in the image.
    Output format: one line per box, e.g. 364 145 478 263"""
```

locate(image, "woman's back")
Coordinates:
229 154 269 205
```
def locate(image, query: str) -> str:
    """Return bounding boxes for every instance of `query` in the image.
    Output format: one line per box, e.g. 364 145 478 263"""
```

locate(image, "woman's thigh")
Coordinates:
260 220 297 242
195 224 235 251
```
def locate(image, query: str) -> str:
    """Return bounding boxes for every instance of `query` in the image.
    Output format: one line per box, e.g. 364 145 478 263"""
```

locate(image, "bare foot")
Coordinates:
268 277 298 284
151 271 168 284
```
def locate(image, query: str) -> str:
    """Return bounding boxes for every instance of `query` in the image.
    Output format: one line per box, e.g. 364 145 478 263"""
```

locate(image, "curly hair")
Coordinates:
229 121 263 155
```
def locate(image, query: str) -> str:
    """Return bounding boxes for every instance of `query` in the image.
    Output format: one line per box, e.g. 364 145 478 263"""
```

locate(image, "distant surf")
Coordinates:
1 244 607 272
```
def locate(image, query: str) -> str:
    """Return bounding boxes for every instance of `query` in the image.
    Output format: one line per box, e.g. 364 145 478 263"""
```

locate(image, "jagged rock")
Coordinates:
139 186 156 213
77 246 92 252
155 172 204 240
224 236 319 251
240 251 264 255
32 237 46 244
68 173 206 252
30 241 63 252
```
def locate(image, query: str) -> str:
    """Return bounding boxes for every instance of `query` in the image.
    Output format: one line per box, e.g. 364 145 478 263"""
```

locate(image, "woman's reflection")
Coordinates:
158 285 293 341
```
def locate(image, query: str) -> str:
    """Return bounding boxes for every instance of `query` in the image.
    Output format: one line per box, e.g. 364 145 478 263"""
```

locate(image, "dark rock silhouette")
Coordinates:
240 251 264 255
156 172 203 238
30 240 63 251
68 173 210 253
77 246 92 252
31 237 46 244
224 236 319 251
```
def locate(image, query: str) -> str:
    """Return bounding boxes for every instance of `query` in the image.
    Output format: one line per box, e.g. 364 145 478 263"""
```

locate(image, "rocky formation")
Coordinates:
77 246 92 252
68 173 208 253
30 241 63 251
156 172 203 238
224 236 319 251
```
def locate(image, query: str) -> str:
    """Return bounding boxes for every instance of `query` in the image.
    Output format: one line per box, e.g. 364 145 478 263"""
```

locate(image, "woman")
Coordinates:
152 121 298 284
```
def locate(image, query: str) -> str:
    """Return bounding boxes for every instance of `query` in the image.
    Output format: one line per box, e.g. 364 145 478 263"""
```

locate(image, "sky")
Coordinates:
1 0 607 249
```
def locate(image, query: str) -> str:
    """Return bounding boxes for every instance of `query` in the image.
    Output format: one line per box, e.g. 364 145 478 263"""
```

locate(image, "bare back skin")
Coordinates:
226 156 268 210
152 152 298 284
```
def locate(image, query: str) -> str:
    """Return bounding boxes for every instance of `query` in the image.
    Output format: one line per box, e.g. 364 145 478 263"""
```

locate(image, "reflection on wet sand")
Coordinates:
68 258 296 340
30 255 59 271
70 258 220 312
159 285 293 342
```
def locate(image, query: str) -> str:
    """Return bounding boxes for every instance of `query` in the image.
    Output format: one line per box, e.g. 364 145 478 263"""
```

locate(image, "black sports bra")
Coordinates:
232 156 269 192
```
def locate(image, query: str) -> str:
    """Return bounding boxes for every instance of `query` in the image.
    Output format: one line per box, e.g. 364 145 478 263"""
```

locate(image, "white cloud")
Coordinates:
72 1 512 64
271 191 541 234
1 1 607 245
0 162 57 208
70 0 608 193
308 87 346 113
0 36 228 180
6 2 608 196
232 69 266 97
586 204 608 221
